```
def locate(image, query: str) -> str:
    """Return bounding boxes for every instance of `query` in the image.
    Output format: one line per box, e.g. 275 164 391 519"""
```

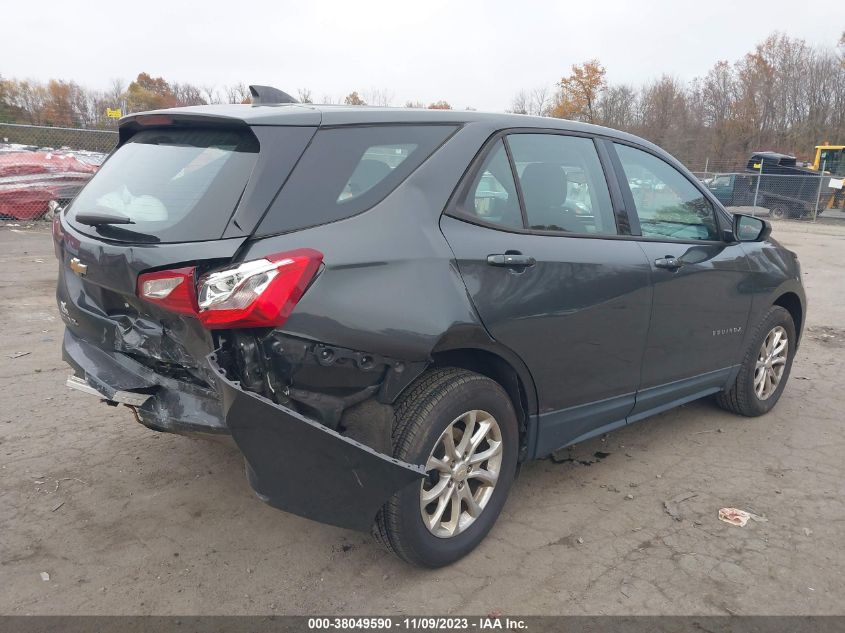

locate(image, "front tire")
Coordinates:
716 306 796 416
373 368 518 567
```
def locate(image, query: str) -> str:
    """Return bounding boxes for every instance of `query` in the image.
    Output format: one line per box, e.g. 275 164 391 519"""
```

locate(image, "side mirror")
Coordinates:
46 200 62 219
733 214 771 242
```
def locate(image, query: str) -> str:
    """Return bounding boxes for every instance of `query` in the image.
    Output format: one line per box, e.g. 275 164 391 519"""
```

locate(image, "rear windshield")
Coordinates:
256 125 456 235
67 127 258 243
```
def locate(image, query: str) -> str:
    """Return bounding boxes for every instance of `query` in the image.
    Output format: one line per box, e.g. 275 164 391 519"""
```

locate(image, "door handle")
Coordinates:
487 253 536 268
654 256 683 270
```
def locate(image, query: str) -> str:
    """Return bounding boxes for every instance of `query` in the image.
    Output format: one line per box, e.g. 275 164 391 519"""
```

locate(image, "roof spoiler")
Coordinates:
249 85 299 105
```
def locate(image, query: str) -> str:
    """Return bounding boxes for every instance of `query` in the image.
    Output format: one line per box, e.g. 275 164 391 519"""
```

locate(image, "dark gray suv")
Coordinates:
55 87 805 567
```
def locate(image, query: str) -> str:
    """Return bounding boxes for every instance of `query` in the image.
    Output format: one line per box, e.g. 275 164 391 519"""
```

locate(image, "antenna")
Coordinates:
248 85 299 105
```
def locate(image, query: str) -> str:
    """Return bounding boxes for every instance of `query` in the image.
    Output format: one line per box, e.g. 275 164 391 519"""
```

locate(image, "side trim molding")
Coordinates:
534 392 635 458
629 366 738 423
531 366 740 459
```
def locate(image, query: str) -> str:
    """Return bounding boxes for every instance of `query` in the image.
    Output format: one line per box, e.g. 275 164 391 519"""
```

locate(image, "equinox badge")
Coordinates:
69 257 88 277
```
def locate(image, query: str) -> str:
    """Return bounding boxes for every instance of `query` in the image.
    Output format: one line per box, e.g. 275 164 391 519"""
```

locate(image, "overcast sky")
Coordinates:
2 0 841 111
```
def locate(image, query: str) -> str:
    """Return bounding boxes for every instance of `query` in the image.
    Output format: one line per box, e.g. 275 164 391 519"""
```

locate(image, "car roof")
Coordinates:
751 151 796 160
121 103 658 150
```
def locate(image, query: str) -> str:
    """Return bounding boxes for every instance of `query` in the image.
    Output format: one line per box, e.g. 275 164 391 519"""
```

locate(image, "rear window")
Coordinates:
256 125 456 235
67 127 258 243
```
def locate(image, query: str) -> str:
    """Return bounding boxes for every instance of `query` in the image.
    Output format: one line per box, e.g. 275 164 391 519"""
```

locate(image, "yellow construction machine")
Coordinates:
812 144 845 210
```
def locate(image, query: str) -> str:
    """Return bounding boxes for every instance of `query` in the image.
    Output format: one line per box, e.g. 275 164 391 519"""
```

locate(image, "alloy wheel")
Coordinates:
420 409 503 538
754 325 788 400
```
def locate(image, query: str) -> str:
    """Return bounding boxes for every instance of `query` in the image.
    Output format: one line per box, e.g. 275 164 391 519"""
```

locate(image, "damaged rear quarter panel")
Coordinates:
209 352 425 532
242 123 502 362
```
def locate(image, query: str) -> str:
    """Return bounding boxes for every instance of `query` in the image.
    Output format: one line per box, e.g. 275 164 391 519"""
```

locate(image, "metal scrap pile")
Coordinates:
0 145 105 220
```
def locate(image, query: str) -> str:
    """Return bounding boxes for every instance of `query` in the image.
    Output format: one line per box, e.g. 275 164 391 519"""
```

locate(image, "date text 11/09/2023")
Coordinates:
307 617 529 630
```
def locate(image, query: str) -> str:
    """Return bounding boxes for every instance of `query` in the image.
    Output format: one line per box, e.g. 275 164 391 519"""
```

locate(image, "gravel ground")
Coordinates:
1 219 844 616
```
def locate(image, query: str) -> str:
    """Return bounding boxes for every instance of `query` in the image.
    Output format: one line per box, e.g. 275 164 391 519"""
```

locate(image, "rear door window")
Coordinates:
67 127 259 243
454 140 523 229
257 125 456 235
507 134 618 235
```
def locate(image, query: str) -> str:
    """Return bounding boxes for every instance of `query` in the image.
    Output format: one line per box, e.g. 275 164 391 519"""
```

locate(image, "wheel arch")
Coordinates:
428 339 538 460
774 291 804 342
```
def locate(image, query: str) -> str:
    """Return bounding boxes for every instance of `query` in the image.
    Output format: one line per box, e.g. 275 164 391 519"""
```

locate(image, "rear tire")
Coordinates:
716 306 796 417
373 368 518 567
769 202 789 220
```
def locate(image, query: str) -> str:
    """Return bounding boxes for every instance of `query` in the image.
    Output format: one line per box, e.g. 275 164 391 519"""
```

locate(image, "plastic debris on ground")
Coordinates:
718 507 752 527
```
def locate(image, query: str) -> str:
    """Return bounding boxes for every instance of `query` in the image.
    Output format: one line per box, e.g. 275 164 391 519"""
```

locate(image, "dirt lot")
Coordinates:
1 219 844 616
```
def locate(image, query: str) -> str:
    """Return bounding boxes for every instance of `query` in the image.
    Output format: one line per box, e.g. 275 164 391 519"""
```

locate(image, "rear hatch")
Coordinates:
55 115 317 403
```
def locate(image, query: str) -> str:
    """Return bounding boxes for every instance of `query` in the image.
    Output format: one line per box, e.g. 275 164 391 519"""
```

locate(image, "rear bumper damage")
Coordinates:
208 351 425 532
62 329 426 532
63 329 227 434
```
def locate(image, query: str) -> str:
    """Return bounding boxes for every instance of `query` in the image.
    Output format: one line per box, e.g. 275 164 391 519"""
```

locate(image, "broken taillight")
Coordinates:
136 249 323 329
197 249 323 329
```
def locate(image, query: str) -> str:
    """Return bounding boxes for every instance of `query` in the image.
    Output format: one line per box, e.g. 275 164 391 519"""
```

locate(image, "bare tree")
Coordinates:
171 82 206 107
224 83 250 104
597 84 637 129
201 85 222 104
637 75 687 150
363 88 392 107
509 89 530 114
106 78 125 105
530 86 551 116
508 86 551 116
297 88 313 104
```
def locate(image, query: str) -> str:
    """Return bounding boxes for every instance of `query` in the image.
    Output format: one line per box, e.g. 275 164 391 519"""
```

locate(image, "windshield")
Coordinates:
67 127 258 243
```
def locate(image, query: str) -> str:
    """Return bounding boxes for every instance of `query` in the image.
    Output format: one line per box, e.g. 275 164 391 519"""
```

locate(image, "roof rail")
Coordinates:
248 85 299 105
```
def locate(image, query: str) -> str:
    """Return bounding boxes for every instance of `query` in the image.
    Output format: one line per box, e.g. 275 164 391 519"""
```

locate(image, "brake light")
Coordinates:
136 115 173 126
196 249 323 329
137 267 198 315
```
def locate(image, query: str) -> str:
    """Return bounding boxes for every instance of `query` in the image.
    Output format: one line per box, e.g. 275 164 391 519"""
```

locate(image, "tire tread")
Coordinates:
373 367 503 565
716 305 794 416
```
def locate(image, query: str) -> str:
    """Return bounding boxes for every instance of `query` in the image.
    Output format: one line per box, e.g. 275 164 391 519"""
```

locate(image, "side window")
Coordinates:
338 144 417 202
457 139 523 229
507 134 617 235
257 125 456 236
615 144 719 241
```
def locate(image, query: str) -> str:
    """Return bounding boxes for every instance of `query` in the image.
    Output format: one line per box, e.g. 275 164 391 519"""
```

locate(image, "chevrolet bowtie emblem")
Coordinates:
69 257 88 276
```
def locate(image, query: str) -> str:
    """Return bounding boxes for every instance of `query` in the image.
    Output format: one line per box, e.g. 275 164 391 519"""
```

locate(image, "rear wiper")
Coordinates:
74 211 135 226
92 224 160 244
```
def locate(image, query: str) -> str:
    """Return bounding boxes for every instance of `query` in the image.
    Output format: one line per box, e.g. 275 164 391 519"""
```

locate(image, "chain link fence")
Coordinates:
1 123 117 221
698 171 844 221
681 155 844 222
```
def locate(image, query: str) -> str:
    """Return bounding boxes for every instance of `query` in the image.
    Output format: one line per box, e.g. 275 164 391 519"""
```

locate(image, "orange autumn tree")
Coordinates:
551 59 607 123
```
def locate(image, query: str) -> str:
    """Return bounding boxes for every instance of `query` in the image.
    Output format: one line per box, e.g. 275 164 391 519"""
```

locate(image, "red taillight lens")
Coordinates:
137 267 198 315
196 248 323 329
